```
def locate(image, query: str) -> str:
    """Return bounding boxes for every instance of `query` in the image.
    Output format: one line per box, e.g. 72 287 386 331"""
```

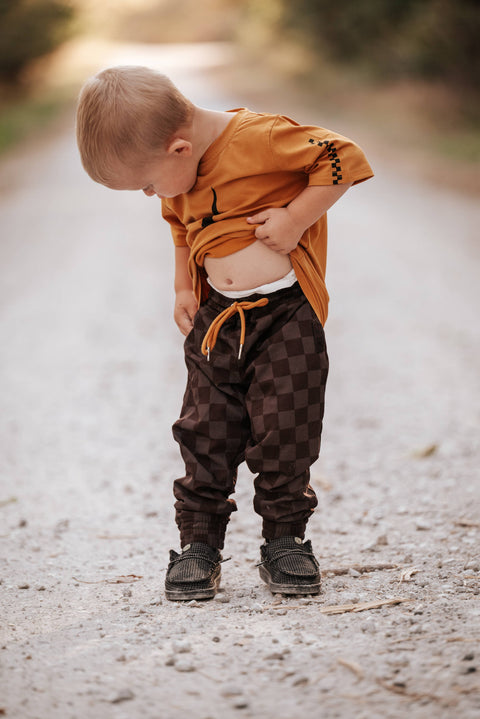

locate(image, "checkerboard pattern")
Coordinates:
308 137 343 184
172 284 329 549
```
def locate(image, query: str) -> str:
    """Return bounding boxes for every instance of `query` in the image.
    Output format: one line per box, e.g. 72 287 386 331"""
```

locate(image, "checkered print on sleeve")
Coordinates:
308 138 343 184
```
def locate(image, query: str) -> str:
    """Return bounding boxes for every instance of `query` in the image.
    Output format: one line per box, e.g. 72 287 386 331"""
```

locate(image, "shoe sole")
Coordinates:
259 565 321 595
165 572 221 602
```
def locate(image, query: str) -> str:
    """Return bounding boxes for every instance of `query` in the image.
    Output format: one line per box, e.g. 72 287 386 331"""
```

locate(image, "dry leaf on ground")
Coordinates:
337 657 364 679
72 575 143 585
322 562 398 576
399 567 420 582
320 597 411 615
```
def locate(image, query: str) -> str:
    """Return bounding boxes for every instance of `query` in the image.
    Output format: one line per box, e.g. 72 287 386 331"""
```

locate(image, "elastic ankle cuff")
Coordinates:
262 521 307 541
177 512 228 550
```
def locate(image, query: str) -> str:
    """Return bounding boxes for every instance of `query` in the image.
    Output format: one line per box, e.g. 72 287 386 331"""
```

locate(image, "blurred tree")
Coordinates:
0 0 75 83
247 0 479 92
401 0 479 89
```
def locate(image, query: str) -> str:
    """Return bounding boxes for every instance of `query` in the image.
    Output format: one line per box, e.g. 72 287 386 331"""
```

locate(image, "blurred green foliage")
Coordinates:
246 0 479 92
0 93 63 151
0 0 75 83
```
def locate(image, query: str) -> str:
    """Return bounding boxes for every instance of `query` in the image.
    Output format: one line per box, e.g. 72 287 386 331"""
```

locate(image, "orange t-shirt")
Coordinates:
162 108 373 325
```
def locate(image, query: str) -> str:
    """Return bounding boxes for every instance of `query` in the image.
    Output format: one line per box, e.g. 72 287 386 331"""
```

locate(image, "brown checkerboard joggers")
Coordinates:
172 282 329 549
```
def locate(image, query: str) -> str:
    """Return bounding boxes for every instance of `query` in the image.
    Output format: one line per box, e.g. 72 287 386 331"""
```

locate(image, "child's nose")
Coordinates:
143 186 155 197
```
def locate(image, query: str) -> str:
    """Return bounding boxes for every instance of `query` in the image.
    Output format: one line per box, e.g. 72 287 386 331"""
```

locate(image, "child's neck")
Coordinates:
190 106 234 162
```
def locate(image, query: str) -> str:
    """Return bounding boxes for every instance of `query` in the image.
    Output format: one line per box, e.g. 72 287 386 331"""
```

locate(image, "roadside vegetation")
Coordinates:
239 0 480 170
0 0 76 153
244 0 479 100
0 0 478 187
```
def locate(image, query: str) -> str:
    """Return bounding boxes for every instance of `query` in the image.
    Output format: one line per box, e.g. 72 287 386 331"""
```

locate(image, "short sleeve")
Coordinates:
162 200 188 247
269 115 373 186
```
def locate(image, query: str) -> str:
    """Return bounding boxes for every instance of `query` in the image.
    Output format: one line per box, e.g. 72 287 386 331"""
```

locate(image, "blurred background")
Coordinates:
1 11 479 716
0 0 479 476
0 0 479 191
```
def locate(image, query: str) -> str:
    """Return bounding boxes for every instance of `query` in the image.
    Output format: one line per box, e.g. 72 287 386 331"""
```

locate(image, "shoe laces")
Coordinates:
256 538 317 568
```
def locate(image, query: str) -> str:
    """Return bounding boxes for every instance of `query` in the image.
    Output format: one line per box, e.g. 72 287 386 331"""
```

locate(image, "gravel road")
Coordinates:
1 43 479 719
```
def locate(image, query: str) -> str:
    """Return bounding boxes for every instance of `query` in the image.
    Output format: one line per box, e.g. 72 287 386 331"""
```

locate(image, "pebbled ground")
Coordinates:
0 43 479 719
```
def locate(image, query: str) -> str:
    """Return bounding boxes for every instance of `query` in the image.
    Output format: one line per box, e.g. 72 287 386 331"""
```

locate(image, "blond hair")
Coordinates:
76 66 194 185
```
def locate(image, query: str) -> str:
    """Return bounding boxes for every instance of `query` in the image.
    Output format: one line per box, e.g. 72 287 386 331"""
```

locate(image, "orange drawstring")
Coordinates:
201 297 269 361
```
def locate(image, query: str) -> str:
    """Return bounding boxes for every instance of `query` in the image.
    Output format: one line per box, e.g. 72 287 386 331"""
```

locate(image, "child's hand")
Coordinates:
246 207 303 255
174 289 198 336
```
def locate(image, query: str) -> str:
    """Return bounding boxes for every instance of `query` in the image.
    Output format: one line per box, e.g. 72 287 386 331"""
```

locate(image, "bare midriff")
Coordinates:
204 240 292 291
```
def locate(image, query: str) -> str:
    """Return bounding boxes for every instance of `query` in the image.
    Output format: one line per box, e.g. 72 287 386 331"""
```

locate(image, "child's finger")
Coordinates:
255 224 269 240
179 317 193 336
175 306 195 336
247 211 269 225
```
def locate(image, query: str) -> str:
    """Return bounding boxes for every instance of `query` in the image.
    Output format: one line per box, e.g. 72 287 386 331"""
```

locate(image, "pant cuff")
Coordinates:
262 520 307 541
177 511 229 550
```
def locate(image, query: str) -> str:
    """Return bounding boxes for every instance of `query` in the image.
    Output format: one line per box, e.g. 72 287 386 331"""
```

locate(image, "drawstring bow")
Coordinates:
201 297 269 361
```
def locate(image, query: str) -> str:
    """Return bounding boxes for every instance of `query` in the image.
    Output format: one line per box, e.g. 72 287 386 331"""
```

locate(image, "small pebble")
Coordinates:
214 594 230 604
175 660 196 673
232 699 249 709
220 684 243 697
292 676 309 686
264 651 286 661
18 584 30 590
416 519 431 531
185 599 200 607
172 639 191 654
361 620 377 634
110 689 135 704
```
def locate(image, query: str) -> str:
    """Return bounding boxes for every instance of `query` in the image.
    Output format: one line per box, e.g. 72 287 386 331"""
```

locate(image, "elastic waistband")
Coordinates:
206 281 303 312
207 268 297 299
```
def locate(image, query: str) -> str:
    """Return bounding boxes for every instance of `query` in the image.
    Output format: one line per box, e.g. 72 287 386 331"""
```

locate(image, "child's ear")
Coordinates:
167 138 192 156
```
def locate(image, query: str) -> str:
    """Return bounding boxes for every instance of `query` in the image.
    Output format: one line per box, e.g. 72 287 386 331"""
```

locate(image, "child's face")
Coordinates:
109 140 197 198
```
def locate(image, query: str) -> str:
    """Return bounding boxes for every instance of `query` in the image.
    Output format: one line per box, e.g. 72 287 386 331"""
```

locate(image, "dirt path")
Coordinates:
1 43 479 719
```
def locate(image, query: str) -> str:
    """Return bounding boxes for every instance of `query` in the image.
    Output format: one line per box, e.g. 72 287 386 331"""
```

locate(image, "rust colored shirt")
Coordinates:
162 108 373 324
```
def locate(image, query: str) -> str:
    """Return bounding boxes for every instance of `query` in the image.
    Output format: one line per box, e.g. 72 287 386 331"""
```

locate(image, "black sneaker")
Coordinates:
258 536 321 595
165 542 223 601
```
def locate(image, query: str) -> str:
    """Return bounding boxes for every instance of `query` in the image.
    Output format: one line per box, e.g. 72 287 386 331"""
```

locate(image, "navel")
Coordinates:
225 277 233 285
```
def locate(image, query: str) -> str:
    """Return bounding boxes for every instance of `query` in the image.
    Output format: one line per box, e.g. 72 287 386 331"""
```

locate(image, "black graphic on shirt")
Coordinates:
308 138 343 184
201 188 220 228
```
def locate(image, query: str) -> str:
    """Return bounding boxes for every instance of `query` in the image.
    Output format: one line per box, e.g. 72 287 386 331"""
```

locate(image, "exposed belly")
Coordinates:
204 240 292 291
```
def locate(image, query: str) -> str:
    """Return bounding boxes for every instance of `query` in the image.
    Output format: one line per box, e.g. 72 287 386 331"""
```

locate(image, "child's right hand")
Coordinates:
174 289 198 336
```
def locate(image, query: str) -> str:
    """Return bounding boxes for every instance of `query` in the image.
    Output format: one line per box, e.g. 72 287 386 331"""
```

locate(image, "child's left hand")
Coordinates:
246 208 302 255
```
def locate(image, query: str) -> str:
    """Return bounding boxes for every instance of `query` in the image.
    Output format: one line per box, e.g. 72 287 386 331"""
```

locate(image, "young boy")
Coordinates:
76 65 373 601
